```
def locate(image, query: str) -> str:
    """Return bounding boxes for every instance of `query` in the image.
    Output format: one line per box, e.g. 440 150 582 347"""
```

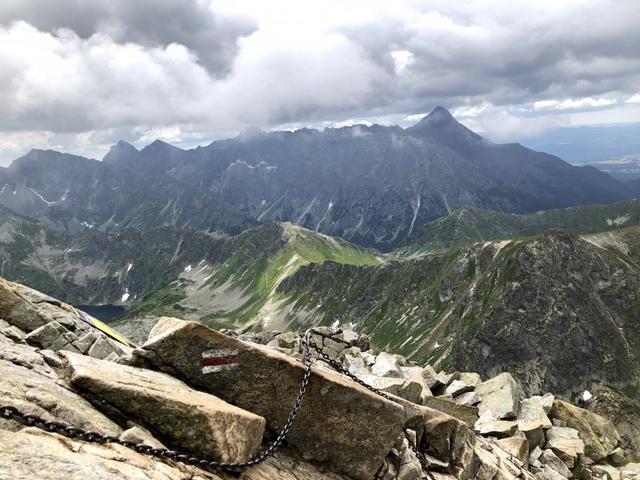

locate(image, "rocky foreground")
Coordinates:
0 277 638 480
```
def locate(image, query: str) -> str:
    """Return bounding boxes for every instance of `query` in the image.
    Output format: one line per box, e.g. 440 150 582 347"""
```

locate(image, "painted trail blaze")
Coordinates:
201 348 240 373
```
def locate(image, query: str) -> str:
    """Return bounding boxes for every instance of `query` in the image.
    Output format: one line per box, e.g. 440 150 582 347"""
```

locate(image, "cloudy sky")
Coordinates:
0 0 639 163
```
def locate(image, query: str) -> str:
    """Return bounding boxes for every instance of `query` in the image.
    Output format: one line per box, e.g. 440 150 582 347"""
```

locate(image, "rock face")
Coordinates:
476 373 521 420
277 227 640 398
0 278 636 480
62 351 266 463
0 278 131 360
137 319 408 480
545 426 585 468
1 108 627 251
551 399 622 463
0 428 224 480
587 385 640 462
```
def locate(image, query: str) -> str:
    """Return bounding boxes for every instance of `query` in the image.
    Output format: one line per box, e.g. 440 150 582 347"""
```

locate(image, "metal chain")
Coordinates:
306 332 436 479
0 328 436 478
0 330 315 473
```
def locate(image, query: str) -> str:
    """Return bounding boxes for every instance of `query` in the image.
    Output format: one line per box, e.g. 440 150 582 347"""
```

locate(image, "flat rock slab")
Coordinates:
0 356 121 437
62 351 265 464
422 395 479 427
476 373 520 420
0 428 222 480
545 426 585 468
551 399 621 463
139 320 407 480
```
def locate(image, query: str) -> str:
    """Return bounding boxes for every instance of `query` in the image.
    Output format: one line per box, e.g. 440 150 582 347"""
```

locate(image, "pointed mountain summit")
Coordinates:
406 106 483 145
103 140 139 165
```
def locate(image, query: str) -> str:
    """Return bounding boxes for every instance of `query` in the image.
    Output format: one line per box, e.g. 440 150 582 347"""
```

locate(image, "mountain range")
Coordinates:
0 107 633 250
1 106 640 399
2 198 640 397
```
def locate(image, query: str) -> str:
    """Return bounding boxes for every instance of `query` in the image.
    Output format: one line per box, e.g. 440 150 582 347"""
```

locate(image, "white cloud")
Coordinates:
533 97 618 111
0 0 639 160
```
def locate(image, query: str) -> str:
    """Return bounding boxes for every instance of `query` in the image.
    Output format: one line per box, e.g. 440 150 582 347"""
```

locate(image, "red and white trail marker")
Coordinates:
201 348 240 374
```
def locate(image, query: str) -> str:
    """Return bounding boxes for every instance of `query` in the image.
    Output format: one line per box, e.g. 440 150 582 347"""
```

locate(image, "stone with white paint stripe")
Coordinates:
137 318 407 480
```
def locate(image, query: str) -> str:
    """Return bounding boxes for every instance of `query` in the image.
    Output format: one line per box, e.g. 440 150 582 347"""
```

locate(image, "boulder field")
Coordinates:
0 277 638 480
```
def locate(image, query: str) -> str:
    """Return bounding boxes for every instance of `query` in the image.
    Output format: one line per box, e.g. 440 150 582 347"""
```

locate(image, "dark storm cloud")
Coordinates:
0 0 257 74
0 0 639 163
336 1 640 113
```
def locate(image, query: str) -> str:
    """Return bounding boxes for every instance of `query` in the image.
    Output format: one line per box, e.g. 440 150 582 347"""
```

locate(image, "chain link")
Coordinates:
1 328 435 478
307 332 436 479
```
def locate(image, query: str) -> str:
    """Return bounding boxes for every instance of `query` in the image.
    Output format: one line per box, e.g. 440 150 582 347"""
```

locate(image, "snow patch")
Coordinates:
184 265 192 272
121 289 130 302
315 201 334 231
407 193 421 237
606 214 631 226
126 263 133 273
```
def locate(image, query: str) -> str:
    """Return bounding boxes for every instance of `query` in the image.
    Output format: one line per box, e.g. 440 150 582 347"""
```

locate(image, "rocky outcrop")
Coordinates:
0 279 636 480
0 428 224 480
136 318 411 480
551 400 621 464
62 351 266 463
587 385 640 461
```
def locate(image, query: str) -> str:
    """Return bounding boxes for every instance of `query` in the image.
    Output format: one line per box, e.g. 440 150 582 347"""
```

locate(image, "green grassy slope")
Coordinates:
402 198 640 253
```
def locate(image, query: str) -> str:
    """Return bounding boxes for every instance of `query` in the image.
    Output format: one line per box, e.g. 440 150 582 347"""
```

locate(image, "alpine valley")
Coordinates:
1 108 639 404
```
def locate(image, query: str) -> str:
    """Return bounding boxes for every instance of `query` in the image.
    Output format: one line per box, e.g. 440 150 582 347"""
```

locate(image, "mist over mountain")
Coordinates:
0 107 631 250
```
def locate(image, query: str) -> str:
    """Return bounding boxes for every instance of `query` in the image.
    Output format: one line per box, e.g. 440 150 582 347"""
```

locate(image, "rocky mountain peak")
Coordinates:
103 140 139 165
407 106 483 144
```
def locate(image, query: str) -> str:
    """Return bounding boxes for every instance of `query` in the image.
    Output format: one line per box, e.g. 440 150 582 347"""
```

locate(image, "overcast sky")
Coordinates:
0 0 639 164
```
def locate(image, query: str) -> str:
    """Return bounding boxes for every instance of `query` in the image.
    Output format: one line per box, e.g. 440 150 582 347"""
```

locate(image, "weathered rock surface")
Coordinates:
476 373 521 420
0 354 121 437
495 437 529 467
138 319 407 480
545 426 585 468
62 351 265 463
587 385 640 462
551 399 621 463
0 428 224 480
539 448 573 478
518 396 554 447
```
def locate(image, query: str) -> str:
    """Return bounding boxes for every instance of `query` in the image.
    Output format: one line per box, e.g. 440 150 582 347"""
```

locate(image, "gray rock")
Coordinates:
421 396 479 427
495 437 529 468
608 446 625 466
119 425 167 450
138 319 406 480
619 463 640 480
535 465 570 480
455 391 481 407
271 331 299 349
592 465 621 480
62 351 266 464
458 372 482 387
539 449 572 479
72 331 99 354
445 380 474 397
371 352 402 378
87 336 125 360
0 356 121 437
476 372 521 420
551 399 621 464
0 428 224 480
0 319 26 342
518 396 553 448
25 321 80 352
545 426 585 468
